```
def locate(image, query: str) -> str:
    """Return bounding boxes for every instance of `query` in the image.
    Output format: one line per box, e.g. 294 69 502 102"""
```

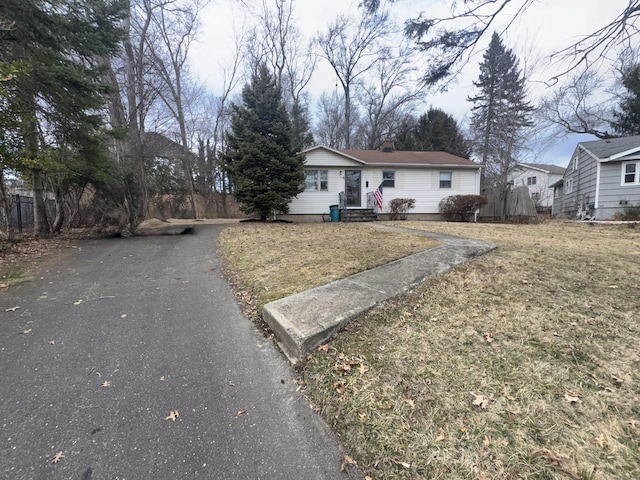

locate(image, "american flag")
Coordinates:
374 183 383 210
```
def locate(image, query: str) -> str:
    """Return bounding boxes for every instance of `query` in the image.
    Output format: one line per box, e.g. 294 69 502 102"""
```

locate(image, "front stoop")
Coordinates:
340 208 377 222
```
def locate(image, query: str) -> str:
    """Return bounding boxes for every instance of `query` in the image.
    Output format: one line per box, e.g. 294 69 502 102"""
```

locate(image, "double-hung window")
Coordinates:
382 171 395 188
304 169 328 191
527 176 537 186
564 178 574 194
439 171 452 189
622 161 640 185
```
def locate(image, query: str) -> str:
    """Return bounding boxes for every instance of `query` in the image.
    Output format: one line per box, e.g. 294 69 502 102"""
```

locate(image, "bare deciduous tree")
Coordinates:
316 9 390 148
539 70 616 139
362 0 640 87
354 44 423 149
314 91 348 149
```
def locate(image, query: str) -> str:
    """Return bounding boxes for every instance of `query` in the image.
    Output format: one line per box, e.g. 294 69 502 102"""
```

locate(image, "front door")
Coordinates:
345 170 361 207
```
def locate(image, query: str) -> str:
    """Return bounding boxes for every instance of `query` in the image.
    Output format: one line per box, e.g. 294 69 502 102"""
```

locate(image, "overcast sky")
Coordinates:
190 0 633 165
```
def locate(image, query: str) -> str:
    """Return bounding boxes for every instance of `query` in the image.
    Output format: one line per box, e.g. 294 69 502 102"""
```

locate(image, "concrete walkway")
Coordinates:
263 224 497 363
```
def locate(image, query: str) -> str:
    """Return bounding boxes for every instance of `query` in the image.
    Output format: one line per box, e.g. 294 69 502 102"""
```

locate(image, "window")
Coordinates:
382 171 395 188
564 178 574 194
526 176 537 186
439 171 452 188
573 156 579 171
304 169 328 191
622 161 639 185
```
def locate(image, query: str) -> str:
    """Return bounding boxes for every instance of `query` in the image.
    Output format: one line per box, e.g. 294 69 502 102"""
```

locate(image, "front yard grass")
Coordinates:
217 220 640 479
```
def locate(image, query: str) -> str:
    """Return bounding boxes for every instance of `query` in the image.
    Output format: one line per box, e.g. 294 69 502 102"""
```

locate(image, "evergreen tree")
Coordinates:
468 33 533 190
613 64 640 136
0 0 125 237
223 64 305 221
393 109 470 158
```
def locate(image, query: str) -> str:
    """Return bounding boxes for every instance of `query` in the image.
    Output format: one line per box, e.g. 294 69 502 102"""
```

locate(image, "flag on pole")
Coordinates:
374 183 383 210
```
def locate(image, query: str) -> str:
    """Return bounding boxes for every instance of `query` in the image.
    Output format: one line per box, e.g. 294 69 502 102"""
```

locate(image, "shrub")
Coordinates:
612 203 640 221
439 194 488 222
388 198 416 220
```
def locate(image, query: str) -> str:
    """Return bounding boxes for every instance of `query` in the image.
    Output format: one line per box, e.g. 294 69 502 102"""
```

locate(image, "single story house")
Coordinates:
508 162 565 209
278 143 482 222
552 135 640 220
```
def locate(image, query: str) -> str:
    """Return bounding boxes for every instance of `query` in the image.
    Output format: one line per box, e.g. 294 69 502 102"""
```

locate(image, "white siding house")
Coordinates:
552 135 640 220
279 145 482 221
508 163 565 209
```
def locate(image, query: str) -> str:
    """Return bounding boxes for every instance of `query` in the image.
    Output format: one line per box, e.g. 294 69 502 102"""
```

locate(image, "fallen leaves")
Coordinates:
5 306 20 312
341 454 357 471
73 300 82 305
51 451 64 463
470 392 491 409
48 340 56 345
101 381 111 387
21 328 32 335
483 332 494 343
165 410 179 421
236 410 247 417
563 392 582 404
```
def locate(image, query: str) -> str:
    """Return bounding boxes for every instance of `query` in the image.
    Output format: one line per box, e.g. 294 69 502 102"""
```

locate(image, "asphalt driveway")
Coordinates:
0 225 355 479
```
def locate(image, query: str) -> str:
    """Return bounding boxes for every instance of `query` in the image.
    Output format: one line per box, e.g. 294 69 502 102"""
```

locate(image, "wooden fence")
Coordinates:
8 195 56 232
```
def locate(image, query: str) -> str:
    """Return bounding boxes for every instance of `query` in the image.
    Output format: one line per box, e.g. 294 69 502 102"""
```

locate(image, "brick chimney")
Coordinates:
381 137 394 152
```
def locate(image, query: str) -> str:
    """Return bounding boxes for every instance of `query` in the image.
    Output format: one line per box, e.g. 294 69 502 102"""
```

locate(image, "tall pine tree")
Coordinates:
469 33 533 191
223 64 305 221
0 0 125 238
613 64 640 136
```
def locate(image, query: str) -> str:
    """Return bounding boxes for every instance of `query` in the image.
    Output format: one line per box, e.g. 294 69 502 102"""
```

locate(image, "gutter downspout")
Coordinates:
474 167 481 222
594 161 601 220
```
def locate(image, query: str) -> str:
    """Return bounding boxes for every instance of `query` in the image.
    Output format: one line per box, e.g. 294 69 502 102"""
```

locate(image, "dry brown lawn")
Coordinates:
218 220 640 480
217 222 438 313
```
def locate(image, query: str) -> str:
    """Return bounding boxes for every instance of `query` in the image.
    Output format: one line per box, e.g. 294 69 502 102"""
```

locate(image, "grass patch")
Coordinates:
218 219 640 479
217 222 438 316
301 221 640 479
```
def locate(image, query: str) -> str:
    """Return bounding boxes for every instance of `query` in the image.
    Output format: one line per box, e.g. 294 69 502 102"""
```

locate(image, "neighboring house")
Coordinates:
508 162 565 210
552 135 640 220
279 142 482 222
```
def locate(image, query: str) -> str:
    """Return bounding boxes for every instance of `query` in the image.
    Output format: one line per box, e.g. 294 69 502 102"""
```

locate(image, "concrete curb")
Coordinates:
263 225 497 363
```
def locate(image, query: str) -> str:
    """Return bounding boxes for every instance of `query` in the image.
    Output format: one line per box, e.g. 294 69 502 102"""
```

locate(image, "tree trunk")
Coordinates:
0 172 15 239
51 184 65 233
32 169 50 239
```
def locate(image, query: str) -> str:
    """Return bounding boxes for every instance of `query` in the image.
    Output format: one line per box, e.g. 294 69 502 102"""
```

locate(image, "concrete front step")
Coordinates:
340 209 377 222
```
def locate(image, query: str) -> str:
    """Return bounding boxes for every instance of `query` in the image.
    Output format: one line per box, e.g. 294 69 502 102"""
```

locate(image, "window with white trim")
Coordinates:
382 171 395 187
304 169 328 191
564 178 574 194
526 176 537 186
439 171 452 188
622 161 640 185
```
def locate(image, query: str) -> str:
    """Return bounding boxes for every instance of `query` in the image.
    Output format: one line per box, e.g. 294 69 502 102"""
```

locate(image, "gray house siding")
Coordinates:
553 136 640 220
555 148 597 218
597 161 640 219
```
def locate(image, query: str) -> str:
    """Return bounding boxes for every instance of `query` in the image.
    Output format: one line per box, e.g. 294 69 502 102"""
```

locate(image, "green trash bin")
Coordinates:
329 204 340 222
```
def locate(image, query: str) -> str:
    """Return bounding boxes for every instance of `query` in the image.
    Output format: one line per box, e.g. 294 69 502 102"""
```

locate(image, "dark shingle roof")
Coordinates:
579 135 640 160
338 149 478 167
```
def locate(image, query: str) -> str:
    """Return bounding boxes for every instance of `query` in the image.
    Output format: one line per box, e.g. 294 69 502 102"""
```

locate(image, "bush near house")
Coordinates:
388 198 415 220
439 194 487 222
613 203 640 221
